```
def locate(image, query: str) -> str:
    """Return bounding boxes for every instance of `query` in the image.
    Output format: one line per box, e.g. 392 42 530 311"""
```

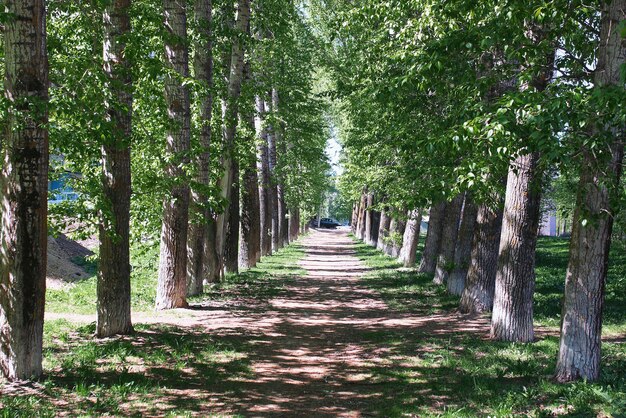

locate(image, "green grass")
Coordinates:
352 234 626 417
46 240 307 315
1 239 307 416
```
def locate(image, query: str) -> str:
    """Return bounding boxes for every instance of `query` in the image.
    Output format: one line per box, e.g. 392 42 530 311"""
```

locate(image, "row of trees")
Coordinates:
0 0 330 380
316 0 625 383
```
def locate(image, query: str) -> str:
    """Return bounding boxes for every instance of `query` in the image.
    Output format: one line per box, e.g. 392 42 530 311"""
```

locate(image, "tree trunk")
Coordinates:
390 216 406 258
156 0 191 310
256 96 272 257
204 217 221 282
216 0 251 270
0 0 49 381
289 207 300 242
267 125 280 251
364 193 377 246
356 191 367 240
272 89 289 248
224 160 240 273
98 0 133 336
459 203 503 314
377 209 391 251
351 202 359 232
239 101 261 269
434 194 464 285
448 195 478 296
555 0 626 382
398 210 422 267
419 201 446 274
186 0 214 296
491 152 543 342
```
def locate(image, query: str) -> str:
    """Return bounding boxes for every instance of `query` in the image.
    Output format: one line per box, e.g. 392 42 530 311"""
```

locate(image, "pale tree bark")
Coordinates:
0 0 48 381
351 202 359 232
239 66 261 269
398 210 422 267
389 216 406 258
267 101 281 251
156 0 191 310
224 160 240 273
364 192 378 246
459 203 503 314
490 36 554 342
272 89 290 248
356 191 368 240
256 96 272 257
434 194 464 285
289 207 300 242
216 0 251 271
491 152 542 342
556 0 626 382
448 194 478 296
377 209 391 251
419 201 446 274
98 0 133 336
187 0 214 296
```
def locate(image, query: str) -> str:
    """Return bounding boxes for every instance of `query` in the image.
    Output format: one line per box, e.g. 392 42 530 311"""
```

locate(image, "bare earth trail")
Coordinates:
160 228 490 417
46 229 491 416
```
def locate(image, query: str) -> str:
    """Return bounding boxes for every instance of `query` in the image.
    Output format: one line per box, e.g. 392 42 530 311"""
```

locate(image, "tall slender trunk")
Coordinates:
239 66 261 269
356 191 367 240
0 0 49 381
256 96 272 257
289 207 300 242
156 0 191 310
98 0 133 336
224 160 240 273
390 216 406 258
272 89 289 248
216 0 251 270
267 118 280 250
459 203 503 314
448 194 478 296
491 152 543 342
377 209 391 251
187 0 214 296
351 202 359 232
398 210 422 267
419 201 446 274
556 0 626 382
434 194 464 285
491 36 554 341
364 192 377 246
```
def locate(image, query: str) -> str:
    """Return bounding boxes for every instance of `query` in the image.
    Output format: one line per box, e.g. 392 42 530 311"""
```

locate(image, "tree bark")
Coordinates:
448 195 478 296
272 89 289 248
216 0 251 270
0 0 49 381
224 160 240 273
491 152 542 342
356 191 367 240
459 203 503 314
156 0 191 310
351 202 359 232
419 201 446 274
555 0 626 382
377 209 391 251
98 0 133 336
389 216 406 258
434 194 464 285
239 90 261 269
364 192 377 246
267 122 280 251
289 207 300 242
398 210 422 267
186 0 214 296
256 96 272 257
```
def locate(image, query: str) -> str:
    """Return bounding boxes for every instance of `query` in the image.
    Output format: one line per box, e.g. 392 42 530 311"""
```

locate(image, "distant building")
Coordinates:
539 211 558 237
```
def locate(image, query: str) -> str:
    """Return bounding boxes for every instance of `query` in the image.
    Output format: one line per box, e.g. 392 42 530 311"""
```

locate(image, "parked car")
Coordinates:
318 218 341 229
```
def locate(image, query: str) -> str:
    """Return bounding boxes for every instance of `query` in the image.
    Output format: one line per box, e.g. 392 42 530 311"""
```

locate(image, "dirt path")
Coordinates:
43 229 491 416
